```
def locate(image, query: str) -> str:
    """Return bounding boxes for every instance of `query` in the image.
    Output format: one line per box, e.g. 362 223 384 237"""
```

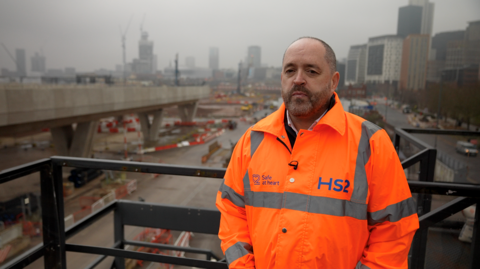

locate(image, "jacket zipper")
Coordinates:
276 137 291 154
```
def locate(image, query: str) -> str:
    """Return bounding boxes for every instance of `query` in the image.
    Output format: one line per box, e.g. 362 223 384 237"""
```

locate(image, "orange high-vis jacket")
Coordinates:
216 93 419 269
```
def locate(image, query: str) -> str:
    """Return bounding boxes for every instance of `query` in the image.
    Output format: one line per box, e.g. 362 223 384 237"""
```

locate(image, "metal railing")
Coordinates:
0 128 479 269
394 128 480 268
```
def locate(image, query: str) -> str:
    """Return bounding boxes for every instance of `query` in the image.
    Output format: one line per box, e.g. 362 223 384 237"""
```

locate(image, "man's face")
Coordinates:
281 39 338 118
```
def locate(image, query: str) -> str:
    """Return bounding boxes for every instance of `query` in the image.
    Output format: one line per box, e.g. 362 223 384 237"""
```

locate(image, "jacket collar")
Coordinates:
252 92 346 137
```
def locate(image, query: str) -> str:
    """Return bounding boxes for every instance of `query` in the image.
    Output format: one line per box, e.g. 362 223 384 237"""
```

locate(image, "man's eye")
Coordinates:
285 69 294 73
308 70 318 74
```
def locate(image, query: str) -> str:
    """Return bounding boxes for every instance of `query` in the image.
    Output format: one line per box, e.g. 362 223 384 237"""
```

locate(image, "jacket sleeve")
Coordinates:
216 130 255 268
358 130 419 269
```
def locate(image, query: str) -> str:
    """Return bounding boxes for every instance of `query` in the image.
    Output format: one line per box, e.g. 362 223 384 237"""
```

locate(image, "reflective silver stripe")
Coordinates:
245 191 283 209
219 181 245 208
250 131 264 158
368 197 417 225
243 170 251 191
225 241 253 265
286 192 367 219
244 191 367 220
355 260 371 269
351 121 381 204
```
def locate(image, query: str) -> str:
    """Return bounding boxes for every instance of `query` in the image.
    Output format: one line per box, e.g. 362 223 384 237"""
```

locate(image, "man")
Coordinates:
216 37 419 269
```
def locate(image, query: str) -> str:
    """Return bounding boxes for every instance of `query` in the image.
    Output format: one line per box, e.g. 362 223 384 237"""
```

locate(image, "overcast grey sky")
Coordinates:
0 0 479 73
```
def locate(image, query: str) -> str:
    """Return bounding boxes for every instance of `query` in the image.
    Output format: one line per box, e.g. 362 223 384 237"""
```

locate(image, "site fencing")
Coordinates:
67 180 137 228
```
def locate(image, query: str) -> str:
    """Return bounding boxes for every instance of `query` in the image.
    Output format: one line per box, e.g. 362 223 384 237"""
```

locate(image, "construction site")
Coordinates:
0 87 281 269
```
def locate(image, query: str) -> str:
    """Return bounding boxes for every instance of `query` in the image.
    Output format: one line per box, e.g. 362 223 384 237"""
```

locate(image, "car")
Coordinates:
456 141 478 157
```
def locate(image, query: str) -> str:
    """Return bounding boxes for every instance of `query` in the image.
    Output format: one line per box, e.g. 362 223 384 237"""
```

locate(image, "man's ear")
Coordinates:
331 71 340 90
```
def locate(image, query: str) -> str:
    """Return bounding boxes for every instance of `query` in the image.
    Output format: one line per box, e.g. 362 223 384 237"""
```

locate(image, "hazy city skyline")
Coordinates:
0 0 479 73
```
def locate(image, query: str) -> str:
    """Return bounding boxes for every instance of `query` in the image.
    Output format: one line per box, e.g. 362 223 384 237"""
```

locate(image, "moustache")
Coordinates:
288 85 311 98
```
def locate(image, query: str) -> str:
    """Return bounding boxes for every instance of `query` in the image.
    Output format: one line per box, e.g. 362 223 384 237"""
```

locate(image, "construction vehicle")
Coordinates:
241 104 252 111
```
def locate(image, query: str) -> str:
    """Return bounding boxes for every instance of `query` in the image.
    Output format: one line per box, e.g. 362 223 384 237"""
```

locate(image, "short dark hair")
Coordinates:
283 36 337 74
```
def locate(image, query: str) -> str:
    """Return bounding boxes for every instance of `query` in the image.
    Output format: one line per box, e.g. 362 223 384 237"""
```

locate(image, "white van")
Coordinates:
456 141 478 157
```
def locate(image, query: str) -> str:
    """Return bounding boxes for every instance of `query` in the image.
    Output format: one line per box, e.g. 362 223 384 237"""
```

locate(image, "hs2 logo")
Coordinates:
318 177 350 193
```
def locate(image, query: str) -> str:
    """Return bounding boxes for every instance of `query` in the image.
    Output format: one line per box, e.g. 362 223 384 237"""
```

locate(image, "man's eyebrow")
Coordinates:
305 64 320 70
283 63 295 69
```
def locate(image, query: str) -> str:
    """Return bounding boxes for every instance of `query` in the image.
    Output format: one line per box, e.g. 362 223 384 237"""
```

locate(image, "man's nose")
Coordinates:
293 71 306 86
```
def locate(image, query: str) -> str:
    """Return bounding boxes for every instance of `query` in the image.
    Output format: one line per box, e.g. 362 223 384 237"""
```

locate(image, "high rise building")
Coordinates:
445 40 465 69
209 47 219 70
15 49 26 76
246 46 261 67
409 0 435 36
400 34 430 90
345 44 367 86
431 31 465 61
397 5 423 38
185 56 195 68
132 31 157 74
31 52 46 73
464 20 480 66
365 35 404 84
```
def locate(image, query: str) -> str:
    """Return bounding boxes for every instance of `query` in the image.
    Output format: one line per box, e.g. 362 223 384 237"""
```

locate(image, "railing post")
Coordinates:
393 132 401 154
471 200 480 269
41 162 67 269
114 202 126 269
410 148 436 268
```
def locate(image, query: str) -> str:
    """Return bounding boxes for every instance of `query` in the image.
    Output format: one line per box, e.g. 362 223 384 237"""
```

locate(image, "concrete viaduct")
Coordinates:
0 85 210 157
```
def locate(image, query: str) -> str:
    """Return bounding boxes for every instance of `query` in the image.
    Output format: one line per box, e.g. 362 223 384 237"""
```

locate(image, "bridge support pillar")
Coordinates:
51 121 98 157
138 109 163 142
177 102 198 122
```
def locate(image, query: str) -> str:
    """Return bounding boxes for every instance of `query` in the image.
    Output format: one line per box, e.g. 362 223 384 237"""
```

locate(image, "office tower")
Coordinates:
431 31 465 61
400 35 430 90
31 52 46 73
133 31 156 74
445 40 465 69
15 49 26 76
185 56 195 68
409 0 434 36
365 35 404 84
464 20 480 66
397 5 423 38
209 47 219 70
246 46 261 67
345 44 367 86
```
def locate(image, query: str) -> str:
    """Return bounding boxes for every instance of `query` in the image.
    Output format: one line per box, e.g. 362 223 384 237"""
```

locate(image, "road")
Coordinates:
376 103 479 184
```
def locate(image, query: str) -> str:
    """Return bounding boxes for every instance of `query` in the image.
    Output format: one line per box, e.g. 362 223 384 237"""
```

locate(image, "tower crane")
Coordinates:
1 43 23 82
120 15 133 86
140 13 146 34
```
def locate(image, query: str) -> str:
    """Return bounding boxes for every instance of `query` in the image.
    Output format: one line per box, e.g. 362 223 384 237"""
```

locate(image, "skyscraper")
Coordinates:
365 35 404 84
246 46 261 67
132 31 156 74
209 47 219 70
409 0 435 36
464 20 480 66
15 49 26 76
397 5 423 38
345 44 367 86
400 34 430 90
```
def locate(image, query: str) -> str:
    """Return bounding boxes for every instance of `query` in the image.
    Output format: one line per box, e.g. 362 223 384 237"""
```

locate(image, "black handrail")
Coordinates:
1 127 479 269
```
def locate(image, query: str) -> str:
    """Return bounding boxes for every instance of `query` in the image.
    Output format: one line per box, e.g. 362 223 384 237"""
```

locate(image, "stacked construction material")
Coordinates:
68 168 103 188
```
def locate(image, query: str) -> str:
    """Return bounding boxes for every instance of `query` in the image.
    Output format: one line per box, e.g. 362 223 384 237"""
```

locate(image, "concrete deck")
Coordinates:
0 85 210 136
